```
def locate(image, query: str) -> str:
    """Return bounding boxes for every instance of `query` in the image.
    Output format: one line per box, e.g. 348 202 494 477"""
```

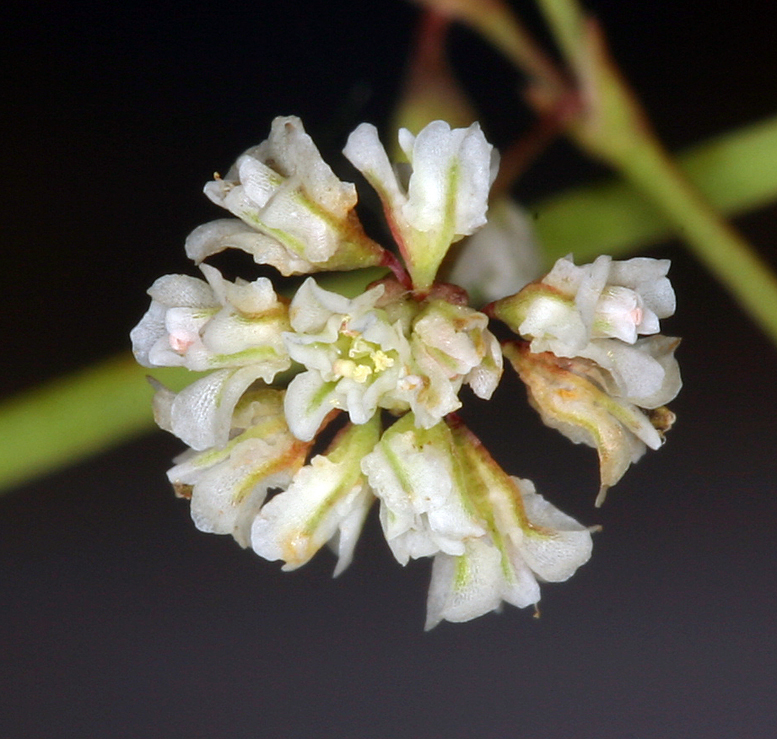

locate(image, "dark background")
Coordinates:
3 1 777 737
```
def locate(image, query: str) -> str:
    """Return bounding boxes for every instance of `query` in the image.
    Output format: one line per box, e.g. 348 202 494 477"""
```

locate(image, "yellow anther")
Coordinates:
333 358 372 383
371 350 394 372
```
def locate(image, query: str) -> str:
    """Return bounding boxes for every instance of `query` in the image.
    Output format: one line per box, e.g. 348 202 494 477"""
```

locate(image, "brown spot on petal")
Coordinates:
172 482 193 500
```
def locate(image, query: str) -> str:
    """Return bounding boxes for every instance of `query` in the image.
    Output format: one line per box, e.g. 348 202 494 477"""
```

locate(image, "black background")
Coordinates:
3 1 777 737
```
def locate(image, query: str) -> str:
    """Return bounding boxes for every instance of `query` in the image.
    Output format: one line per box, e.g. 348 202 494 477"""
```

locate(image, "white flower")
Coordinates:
131 264 290 374
164 389 310 547
251 417 379 576
519 255 674 355
410 298 503 424
492 254 679 404
343 120 497 291
282 277 502 441
361 416 484 565
425 479 593 629
283 278 414 441
131 264 293 450
188 116 386 276
581 334 682 408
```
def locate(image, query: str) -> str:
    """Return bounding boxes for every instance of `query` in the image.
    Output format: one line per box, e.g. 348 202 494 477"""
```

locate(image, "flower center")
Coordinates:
332 326 396 384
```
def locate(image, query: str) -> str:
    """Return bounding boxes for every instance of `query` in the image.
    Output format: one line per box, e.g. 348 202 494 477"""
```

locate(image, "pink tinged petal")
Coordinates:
608 257 675 318
161 307 211 366
130 301 175 367
636 308 660 336
509 255 677 357
592 286 644 343
131 274 220 368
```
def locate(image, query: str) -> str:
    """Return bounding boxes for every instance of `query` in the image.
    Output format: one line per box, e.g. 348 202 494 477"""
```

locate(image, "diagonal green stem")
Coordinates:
532 114 777 263
598 132 777 344
533 0 777 345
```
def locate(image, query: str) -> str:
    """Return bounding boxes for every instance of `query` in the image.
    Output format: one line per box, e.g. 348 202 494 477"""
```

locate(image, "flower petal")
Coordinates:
168 366 270 450
251 418 379 574
361 415 484 565
167 389 309 547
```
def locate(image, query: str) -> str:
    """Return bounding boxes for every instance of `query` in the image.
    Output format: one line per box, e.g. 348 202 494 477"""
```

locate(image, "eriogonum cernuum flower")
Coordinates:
343 119 496 292
131 265 292 450
282 276 502 441
252 415 380 576
132 114 680 627
188 116 388 276
504 342 676 506
491 254 679 406
160 388 310 547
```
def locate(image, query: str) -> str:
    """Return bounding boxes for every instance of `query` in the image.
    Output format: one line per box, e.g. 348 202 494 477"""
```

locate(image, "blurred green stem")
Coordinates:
533 114 777 262
0 357 200 492
533 0 777 346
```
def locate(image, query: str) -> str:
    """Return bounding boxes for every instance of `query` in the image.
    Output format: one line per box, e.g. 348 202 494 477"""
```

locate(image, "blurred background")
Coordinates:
3 0 777 736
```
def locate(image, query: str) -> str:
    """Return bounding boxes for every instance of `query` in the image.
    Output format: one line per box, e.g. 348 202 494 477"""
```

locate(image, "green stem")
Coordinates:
533 0 777 344
532 114 777 263
0 356 198 492
609 134 777 344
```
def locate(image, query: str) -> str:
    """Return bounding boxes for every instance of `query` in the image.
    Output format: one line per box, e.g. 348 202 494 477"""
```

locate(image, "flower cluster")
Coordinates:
132 116 680 626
